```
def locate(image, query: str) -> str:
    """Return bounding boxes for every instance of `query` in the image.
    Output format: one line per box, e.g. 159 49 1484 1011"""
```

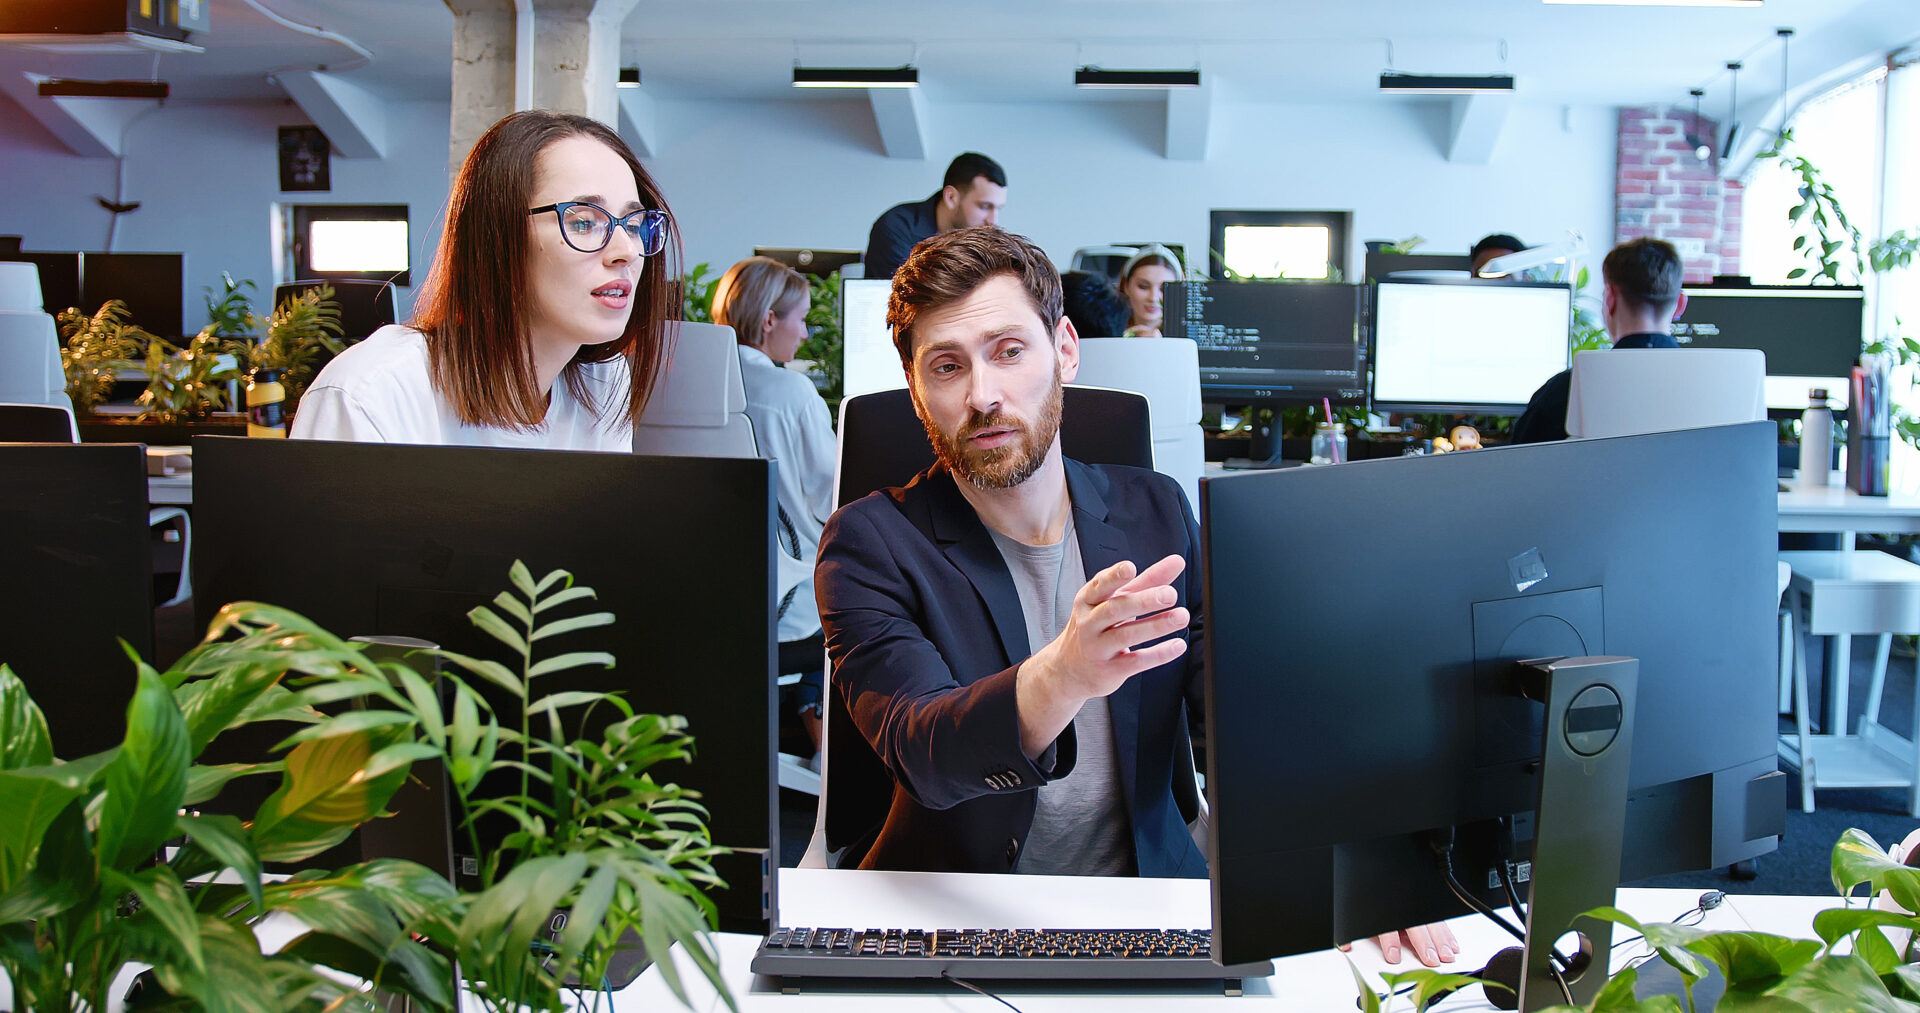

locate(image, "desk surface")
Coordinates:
613 870 1817 1011
1777 474 1920 533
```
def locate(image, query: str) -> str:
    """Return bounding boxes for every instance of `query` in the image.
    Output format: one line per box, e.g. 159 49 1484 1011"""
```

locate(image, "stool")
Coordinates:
1778 549 1920 816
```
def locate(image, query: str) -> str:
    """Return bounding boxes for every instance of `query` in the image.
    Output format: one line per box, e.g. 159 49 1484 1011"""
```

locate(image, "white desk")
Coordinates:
149 473 192 505
614 870 1788 1011
1777 473 1920 538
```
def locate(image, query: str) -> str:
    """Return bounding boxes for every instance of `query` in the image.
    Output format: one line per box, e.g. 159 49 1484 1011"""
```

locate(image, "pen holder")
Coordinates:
1847 431 1889 497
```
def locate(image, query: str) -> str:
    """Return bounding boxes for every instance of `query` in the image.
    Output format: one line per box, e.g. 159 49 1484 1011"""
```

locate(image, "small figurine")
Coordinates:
1449 425 1483 451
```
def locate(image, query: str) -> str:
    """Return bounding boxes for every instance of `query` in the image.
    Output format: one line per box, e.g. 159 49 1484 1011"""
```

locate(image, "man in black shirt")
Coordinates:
862 152 1007 280
1510 238 1691 444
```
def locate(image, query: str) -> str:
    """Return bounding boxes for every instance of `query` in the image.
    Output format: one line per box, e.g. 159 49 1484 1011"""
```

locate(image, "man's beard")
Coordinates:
914 362 1064 490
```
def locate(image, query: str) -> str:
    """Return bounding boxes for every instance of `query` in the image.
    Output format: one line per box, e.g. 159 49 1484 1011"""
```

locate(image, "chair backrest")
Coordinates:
1075 338 1205 509
1069 245 1139 282
632 320 759 458
813 382 1155 866
834 385 1153 508
1566 347 1767 439
0 310 68 408
0 261 43 312
0 403 78 443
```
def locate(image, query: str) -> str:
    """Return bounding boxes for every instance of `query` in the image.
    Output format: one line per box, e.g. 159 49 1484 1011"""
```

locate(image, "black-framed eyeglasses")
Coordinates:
528 202 670 255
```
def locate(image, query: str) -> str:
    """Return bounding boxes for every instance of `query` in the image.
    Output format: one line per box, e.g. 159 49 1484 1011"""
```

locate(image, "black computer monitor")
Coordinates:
0 443 154 758
4 251 82 317
1370 277 1573 414
81 252 185 336
1200 422 1783 1003
191 437 778 933
274 279 398 341
1364 250 1472 282
1161 281 1366 407
753 247 862 277
1675 285 1865 411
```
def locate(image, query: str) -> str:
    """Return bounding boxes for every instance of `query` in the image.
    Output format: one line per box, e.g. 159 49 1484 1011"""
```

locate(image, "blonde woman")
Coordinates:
711 256 836 754
1120 244 1182 337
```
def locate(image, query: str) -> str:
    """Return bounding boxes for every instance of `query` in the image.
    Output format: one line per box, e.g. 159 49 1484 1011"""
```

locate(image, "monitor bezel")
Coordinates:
1368 275 1574 416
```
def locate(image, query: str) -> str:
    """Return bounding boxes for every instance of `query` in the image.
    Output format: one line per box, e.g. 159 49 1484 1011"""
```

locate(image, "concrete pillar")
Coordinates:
443 0 637 172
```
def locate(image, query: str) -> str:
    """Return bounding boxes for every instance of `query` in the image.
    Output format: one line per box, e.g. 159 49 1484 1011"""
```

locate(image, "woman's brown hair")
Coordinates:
411 110 680 431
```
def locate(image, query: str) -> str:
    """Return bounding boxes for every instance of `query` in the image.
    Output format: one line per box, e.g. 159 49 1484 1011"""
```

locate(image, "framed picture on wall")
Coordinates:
278 126 331 192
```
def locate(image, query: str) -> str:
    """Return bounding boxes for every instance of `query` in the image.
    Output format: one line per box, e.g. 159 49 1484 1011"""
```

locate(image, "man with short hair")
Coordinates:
1509 237 1690 444
816 226 1457 967
862 152 1008 281
1469 233 1526 278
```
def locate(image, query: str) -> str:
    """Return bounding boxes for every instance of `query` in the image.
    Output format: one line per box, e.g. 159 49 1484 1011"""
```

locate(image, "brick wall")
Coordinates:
1614 106 1743 283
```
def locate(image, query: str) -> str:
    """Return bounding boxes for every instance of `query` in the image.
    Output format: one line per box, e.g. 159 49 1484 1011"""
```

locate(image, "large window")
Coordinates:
1207 210 1351 281
279 203 411 287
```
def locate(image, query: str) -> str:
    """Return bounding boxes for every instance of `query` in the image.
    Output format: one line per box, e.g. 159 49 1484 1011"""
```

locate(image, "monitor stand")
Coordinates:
1509 655 1639 1011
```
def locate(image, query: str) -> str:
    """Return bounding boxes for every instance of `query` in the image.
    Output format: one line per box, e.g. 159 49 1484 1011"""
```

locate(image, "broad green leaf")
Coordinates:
529 691 613 717
360 741 441 781
1855 922 1901 976
0 767 86 890
252 728 412 863
1811 907 1920 951
430 649 522 698
468 605 530 656
533 584 597 613
1766 954 1911 1013
111 866 206 975
1682 932 1822 989
183 760 283 807
173 812 262 912
531 567 572 596
0 798 95 922
531 611 615 642
1788 268 1809 280
527 652 616 679
508 559 537 598
1347 957 1382 1013
560 855 623 957
98 668 190 871
270 709 416 751
490 590 533 626
393 666 446 746
276 930 454 1011
0 665 53 771
1794 235 1809 251
1832 829 1920 911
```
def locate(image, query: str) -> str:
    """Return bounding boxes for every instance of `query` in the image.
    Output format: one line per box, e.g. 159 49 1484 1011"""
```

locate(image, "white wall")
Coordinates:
0 91 1615 327
0 97 451 326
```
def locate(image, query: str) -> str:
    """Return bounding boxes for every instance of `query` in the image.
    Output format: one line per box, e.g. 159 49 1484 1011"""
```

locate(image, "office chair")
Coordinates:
802 384 1203 868
1565 347 1766 438
0 262 44 312
1074 338 1206 511
0 310 71 411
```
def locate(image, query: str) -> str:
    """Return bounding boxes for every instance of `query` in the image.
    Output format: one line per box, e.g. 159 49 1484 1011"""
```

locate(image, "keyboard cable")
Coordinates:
941 972 1027 1012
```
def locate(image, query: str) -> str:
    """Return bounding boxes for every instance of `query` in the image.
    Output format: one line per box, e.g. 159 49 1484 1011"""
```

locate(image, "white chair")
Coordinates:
1074 337 1205 511
0 262 45 312
1565 347 1766 438
0 310 71 410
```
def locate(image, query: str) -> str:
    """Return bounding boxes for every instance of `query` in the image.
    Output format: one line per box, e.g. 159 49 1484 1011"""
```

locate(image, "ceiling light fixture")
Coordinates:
1074 67 1201 89
1722 60 1742 153
791 66 918 89
1378 73 1515 95
1540 0 1761 7
618 67 640 89
36 78 169 99
1684 87 1711 161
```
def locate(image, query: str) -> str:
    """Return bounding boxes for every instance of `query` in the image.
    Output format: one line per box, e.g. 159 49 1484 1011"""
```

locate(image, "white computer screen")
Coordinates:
1370 281 1573 411
841 279 906 399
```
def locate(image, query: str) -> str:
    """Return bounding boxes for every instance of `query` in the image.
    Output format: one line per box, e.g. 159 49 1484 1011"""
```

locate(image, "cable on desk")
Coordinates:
941 972 1026 1012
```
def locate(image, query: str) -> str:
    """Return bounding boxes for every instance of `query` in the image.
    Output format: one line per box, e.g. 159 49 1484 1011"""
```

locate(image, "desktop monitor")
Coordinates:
754 247 862 278
80 252 185 337
191 437 779 933
1201 422 1783 995
1364 250 1471 282
274 279 398 342
1160 281 1366 407
0 443 154 759
1371 277 1573 414
840 277 905 399
1674 285 1865 410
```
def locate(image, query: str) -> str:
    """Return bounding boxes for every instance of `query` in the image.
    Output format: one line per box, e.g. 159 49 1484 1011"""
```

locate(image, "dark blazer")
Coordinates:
1510 332 1679 444
815 458 1207 877
862 193 940 281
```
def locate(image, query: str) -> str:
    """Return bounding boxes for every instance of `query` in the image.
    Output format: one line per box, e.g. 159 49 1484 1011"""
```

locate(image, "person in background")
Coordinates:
711 256 838 758
1120 245 1182 337
1061 269 1131 339
1469 233 1526 278
1509 237 1688 445
863 152 1008 281
293 110 675 447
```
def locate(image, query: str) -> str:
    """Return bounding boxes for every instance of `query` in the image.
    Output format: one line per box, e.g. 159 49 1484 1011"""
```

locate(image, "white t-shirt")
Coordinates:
736 344 837 642
291 325 634 451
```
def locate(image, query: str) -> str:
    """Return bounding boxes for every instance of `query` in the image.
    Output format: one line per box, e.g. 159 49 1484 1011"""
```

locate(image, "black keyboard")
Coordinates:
751 927 1274 988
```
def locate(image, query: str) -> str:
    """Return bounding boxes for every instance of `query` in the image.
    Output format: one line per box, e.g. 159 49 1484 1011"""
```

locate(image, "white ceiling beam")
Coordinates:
276 70 389 159
1164 79 1213 160
1446 92 1511 164
616 86 660 157
868 86 929 160
0 72 156 158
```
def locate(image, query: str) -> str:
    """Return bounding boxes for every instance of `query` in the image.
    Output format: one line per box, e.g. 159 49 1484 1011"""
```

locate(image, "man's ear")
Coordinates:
1601 282 1619 319
941 184 961 209
1055 316 1081 384
1670 291 1688 321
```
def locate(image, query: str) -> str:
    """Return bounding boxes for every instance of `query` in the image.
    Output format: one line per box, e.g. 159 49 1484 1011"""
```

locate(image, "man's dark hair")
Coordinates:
1470 233 1526 261
1060 270 1130 338
888 227 1061 367
1602 237 1685 313
943 152 1006 192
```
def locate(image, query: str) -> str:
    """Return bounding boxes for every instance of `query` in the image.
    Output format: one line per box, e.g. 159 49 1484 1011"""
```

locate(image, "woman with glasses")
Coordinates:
292 110 676 447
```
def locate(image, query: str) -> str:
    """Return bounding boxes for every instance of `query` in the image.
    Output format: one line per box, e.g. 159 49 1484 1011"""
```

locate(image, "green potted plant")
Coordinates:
135 327 243 424
202 273 258 339
244 283 344 418
55 300 149 417
798 271 845 417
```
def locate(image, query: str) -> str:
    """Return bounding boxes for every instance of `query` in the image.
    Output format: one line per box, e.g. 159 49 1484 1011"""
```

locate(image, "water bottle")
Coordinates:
1798 388 1831 484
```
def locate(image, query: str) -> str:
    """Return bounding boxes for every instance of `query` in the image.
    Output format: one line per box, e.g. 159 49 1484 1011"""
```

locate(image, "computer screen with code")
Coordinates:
1161 281 1365 406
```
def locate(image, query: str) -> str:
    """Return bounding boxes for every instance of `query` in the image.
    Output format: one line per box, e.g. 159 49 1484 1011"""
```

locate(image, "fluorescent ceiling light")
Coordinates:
1543 0 1759 5
0 32 201 55
618 67 640 89
791 66 918 89
37 79 169 99
1379 73 1515 94
1075 67 1202 89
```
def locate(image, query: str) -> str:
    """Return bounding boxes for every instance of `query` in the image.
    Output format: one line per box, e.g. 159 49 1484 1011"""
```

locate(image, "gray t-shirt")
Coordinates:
987 516 1135 876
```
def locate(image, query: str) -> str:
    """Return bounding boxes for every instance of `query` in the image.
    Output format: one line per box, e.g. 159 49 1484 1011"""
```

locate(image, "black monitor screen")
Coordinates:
1200 421 1782 967
1364 250 1471 282
192 437 778 932
1162 281 1365 406
753 247 862 277
1675 286 1864 410
81 252 184 337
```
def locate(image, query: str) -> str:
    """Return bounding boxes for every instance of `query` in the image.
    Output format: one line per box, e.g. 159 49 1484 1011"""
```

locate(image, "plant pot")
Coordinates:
77 412 248 445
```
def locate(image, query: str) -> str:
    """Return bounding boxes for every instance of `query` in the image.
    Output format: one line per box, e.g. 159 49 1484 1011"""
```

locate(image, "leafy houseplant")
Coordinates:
203 273 258 338
798 270 845 416
1351 829 1920 1013
55 300 151 416
244 283 345 415
680 262 719 323
137 327 243 423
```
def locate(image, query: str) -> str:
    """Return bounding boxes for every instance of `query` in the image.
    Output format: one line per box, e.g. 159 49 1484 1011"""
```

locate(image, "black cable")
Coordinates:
942 972 1026 1012
1494 862 1574 975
